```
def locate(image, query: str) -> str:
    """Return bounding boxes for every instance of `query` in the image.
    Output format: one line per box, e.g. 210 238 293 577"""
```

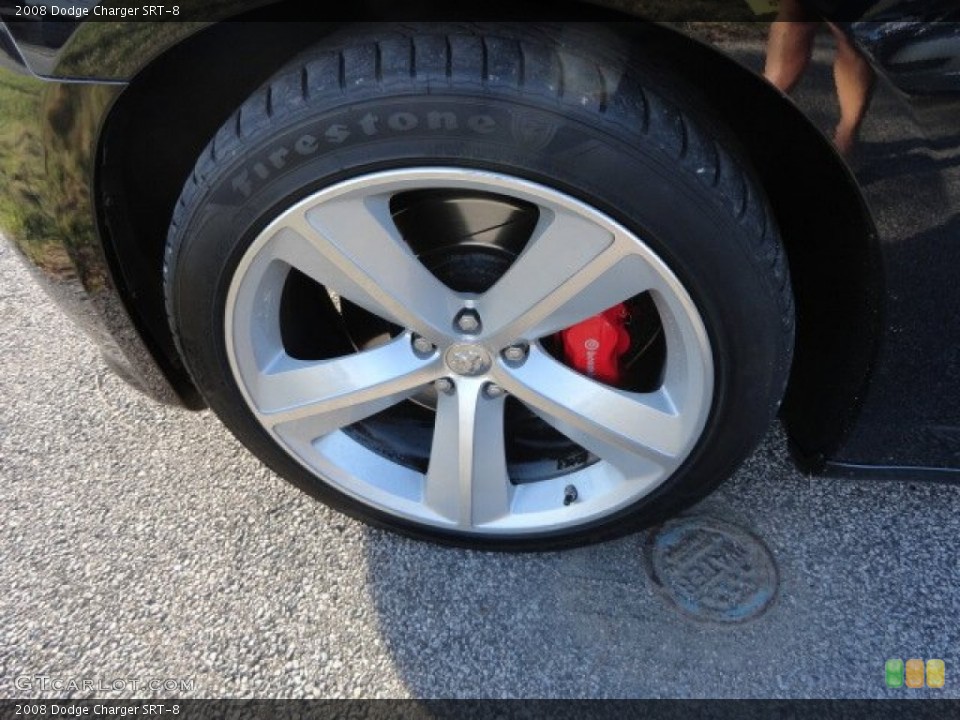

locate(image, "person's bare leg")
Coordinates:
764 0 819 93
827 23 875 155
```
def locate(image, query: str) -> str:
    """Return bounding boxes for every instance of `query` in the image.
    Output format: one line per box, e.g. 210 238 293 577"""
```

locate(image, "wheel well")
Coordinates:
97 12 882 464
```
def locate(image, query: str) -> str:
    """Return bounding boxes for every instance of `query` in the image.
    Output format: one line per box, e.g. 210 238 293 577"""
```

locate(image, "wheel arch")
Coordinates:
96 11 882 466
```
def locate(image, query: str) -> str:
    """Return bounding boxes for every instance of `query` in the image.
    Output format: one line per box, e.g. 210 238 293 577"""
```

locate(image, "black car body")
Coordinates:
1 0 958 547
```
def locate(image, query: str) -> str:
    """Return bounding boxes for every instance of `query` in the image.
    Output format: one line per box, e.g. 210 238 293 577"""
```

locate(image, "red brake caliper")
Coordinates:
557 303 632 386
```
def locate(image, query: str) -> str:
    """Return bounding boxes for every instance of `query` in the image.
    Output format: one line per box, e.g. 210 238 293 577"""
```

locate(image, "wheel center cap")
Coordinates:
444 344 492 377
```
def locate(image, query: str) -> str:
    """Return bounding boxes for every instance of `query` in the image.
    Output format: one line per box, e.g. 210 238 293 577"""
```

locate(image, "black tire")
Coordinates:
164 23 794 551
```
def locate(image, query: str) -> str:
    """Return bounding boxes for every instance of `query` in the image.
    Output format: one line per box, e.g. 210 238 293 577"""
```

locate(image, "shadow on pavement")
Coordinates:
363 431 960 698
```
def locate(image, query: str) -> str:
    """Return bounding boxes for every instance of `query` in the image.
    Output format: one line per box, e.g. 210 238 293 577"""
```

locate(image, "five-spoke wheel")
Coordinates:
225 169 713 534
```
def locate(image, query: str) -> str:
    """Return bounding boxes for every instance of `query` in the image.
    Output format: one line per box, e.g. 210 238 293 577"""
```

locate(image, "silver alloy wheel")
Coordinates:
225 168 713 535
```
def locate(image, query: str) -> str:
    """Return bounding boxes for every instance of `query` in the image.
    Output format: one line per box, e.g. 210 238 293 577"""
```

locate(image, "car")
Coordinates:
1 1 958 550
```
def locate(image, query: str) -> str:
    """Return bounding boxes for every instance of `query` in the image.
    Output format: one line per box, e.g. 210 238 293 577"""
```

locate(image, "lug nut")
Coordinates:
454 309 481 335
502 344 528 363
484 383 505 398
435 378 454 394
412 336 435 355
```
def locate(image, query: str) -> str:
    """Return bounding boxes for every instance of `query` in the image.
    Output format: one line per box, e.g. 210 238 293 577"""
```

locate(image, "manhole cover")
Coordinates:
643 516 778 623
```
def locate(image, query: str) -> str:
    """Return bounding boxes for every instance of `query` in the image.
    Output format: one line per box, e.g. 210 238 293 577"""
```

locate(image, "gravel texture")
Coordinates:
2 226 960 699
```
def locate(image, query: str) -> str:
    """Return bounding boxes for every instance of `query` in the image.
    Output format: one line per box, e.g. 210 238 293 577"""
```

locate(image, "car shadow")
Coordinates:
361 430 960 698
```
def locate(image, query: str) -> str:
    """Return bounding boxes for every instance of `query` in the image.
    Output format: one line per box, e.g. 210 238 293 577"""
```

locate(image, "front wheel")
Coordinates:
164 24 794 550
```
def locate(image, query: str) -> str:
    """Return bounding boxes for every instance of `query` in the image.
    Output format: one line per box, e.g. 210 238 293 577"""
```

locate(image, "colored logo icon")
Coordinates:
905 658 925 688
886 657 945 688
885 659 904 688
927 659 946 689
